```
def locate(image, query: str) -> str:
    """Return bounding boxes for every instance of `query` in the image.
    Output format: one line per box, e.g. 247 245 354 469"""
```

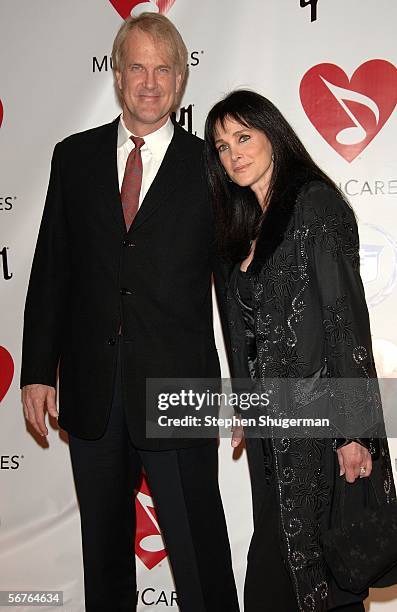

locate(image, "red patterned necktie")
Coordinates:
120 136 145 231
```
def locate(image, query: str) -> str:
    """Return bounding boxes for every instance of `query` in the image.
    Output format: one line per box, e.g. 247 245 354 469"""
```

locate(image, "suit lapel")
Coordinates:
91 120 193 236
93 118 126 235
128 123 189 234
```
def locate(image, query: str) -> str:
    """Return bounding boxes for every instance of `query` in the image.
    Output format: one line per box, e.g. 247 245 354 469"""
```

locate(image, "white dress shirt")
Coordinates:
117 114 174 207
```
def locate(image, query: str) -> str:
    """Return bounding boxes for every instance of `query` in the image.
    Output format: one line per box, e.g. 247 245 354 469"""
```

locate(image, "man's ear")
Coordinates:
175 72 182 94
115 70 123 92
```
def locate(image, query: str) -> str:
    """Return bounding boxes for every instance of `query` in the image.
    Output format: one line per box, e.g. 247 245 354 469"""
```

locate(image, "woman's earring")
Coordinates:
271 153 275 162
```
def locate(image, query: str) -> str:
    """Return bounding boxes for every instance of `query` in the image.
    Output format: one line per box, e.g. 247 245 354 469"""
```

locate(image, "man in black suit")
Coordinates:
21 13 239 612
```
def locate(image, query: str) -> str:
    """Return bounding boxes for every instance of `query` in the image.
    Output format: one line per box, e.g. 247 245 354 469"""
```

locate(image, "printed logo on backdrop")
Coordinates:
0 455 24 470
300 0 319 22
135 475 168 569
0 346 14 403
1 346 25 473
110 0 175 19
92 52 203 72
300 60 397 162
0 104 17 214
1 247 13 280
338 178 397 199
0 197 15 212
137 588 178 607
171 104 196 135
360 223 397 308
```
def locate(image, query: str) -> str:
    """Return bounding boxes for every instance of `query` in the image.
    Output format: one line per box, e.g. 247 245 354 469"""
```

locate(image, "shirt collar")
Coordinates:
117 114 174 160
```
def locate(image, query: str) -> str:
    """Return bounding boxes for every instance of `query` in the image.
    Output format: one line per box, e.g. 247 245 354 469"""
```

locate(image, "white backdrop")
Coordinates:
1 1 397 610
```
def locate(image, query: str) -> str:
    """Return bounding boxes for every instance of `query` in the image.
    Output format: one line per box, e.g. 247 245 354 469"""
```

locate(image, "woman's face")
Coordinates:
214 116 273 191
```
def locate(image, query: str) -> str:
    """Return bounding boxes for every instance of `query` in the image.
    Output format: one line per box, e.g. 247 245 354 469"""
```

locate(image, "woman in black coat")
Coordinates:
204 90 397 612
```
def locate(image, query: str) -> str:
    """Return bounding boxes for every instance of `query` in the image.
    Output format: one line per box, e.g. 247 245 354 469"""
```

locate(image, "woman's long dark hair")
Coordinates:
204 89 343 262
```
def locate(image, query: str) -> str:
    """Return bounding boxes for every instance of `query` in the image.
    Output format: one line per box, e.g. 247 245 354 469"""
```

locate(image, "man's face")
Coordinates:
116 29 182 135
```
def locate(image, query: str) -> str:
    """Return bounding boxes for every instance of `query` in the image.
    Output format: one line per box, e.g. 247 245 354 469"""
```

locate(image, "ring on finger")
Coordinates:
360 466 366 475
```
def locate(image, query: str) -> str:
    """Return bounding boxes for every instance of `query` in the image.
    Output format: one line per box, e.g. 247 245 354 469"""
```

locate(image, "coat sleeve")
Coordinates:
301 181 382 450
20 143 71 388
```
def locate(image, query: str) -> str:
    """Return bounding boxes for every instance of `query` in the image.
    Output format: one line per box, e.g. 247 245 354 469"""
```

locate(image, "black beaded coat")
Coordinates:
217 177 397 611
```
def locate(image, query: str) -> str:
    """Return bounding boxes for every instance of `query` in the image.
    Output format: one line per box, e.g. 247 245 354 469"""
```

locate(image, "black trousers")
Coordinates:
244 439 365 612
68 354 239 612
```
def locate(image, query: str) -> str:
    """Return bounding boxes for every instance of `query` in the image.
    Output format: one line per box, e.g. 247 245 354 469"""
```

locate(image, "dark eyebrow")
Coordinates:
214 129 250 145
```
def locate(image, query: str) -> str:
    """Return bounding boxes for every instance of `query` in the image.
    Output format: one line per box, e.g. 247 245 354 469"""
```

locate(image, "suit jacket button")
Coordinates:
120 288 133 295
108 338 116 346
122 240 135 247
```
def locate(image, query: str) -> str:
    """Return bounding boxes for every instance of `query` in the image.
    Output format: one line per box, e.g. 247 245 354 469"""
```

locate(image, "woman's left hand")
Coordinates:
337 441 372 483
231 424 244 448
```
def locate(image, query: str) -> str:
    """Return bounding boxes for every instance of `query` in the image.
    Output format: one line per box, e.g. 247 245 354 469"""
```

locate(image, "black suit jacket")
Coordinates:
21 118 221 450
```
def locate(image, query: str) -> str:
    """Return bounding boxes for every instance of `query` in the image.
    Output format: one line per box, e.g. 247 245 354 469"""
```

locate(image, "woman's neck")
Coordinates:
252 183 269 211
250 170 272 211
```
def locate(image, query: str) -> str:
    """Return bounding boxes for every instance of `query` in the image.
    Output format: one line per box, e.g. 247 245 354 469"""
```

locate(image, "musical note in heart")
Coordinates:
319 77 380 146
300 60 397 162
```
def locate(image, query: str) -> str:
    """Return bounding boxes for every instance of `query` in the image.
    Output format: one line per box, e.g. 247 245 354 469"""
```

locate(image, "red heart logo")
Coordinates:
109 0 175 19
300 60 397 162
0 346 14 403
135 476 167 569
0 99 3 129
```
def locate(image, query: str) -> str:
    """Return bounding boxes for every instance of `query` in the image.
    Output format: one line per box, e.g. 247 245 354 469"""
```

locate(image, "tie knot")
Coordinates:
131 136 145 150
